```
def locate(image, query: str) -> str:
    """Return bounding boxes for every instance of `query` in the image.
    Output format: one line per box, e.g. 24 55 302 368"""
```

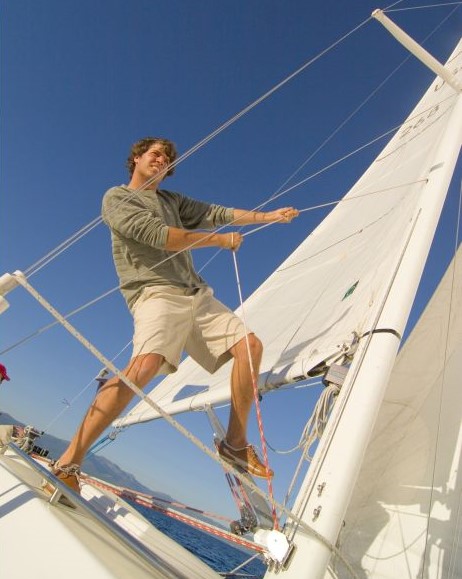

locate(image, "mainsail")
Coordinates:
330 244 462 578
116 39 462 429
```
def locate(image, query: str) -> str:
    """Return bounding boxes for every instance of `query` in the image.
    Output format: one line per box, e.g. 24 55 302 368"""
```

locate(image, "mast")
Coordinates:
266 14 462 579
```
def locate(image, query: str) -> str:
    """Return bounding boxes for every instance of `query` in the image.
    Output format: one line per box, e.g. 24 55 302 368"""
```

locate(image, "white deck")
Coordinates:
0 448 221 578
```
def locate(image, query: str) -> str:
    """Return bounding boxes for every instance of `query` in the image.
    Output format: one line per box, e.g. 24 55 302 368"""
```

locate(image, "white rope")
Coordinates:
9 54 458 354
242 180 428 239
257 91 458 208
386 2 462 12
281 384 340 515
0 176 428 359
8 3 458 353
226 552 261 575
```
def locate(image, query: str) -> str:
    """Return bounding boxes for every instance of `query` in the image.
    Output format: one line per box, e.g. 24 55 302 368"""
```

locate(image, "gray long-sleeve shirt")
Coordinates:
102 186 234 310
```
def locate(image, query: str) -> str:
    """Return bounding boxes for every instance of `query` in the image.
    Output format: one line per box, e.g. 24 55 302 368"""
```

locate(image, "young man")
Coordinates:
48 137 299 495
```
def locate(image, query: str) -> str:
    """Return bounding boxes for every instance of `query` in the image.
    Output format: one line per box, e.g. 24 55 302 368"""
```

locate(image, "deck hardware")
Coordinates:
317 482 326 496
312 506 322 521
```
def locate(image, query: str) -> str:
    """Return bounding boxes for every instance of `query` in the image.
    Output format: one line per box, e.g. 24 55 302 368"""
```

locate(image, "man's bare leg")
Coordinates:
219 333 272 478
226 334 263 448
58 353 164 467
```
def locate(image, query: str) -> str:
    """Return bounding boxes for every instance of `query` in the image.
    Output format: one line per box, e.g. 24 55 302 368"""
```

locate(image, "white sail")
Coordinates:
265 36 462 578
116 39 462 429
328 244 462 578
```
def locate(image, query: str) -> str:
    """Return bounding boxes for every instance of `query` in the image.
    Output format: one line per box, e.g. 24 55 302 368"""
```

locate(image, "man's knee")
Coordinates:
126 353 164 386
232 333 263 360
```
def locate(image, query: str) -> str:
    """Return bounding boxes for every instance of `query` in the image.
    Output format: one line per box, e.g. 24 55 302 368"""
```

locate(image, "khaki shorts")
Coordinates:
131 285 247 374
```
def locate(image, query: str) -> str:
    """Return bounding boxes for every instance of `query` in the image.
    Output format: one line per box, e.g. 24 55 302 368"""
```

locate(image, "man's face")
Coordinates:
134 143 170 184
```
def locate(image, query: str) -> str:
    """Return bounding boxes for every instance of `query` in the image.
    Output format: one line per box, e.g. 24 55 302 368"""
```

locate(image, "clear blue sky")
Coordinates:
1 1 461 517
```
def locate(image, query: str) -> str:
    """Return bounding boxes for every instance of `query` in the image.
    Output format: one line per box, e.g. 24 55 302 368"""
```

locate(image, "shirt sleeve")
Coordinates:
176 193 234 230
102 187 169 248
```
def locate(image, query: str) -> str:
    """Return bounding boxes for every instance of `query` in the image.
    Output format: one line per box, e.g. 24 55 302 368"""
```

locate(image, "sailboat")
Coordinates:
0 5 461 578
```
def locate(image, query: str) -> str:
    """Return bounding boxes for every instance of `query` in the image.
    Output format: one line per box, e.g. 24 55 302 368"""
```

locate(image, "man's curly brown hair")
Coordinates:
126 137 178 177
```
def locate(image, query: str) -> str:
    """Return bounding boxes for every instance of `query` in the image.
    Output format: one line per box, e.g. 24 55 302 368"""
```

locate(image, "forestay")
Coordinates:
116 39 462 428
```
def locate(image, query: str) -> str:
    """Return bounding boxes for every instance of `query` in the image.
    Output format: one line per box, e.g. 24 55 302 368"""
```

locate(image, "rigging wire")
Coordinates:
279 384 340 516
24 216 102 278
263 44 415 202
51 3 451 365
22 16 371 280
0 100 443 358
6 0 459 355
261 92 458 207
3 4 458 572
225 553 261 577
242 180 429 240
386 2 462 12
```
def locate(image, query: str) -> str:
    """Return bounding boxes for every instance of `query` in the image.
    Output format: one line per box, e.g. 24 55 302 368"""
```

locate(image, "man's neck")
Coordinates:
128 175 160 191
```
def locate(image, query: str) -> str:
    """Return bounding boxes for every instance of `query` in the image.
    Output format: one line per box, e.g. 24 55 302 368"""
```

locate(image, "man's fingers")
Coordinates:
230 232 243 250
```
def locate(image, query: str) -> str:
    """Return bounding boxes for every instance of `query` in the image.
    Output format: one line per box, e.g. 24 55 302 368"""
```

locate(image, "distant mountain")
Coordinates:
0 411 173 501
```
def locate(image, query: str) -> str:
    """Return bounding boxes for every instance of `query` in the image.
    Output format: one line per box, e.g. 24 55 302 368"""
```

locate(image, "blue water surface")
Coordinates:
131 501 267 578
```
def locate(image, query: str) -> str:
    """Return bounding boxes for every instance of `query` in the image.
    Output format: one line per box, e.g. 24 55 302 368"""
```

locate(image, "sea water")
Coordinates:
132 501 266 578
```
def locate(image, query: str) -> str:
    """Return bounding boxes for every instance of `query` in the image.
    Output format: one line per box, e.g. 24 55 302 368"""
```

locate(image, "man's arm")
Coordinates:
165 228 243 252
164 206 299 252
232 207 299 225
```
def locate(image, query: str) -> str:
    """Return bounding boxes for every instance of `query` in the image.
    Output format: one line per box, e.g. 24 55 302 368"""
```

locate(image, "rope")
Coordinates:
225 472 251 516
242 180 429 240
256 91 457 208
225 553 261 576
3 3 456 356
5 48 457 358
280 384 340 517
0 173 430 360
386 2 462 12
231 250 279 531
